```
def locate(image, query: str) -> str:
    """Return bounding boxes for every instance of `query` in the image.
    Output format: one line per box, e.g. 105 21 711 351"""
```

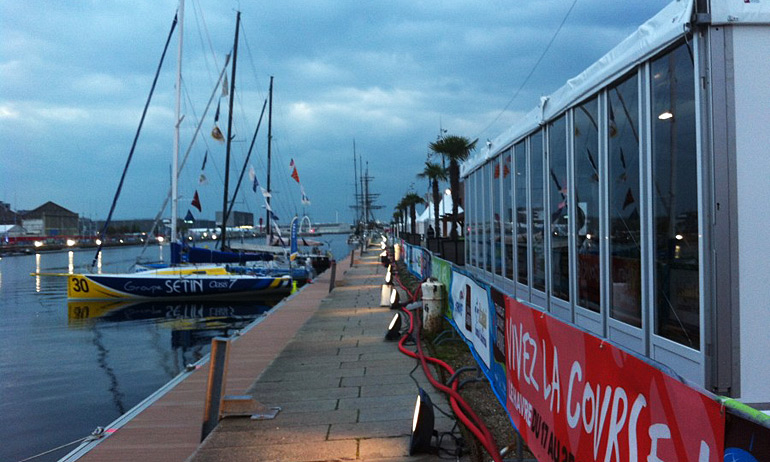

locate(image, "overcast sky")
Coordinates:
1 0 671 226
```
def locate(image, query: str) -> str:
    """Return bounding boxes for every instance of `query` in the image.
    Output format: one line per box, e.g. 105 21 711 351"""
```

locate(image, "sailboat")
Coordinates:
67 4 293 300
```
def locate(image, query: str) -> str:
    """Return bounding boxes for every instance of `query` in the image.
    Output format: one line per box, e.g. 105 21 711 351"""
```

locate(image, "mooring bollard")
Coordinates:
328 259 337 292
201 337 230 441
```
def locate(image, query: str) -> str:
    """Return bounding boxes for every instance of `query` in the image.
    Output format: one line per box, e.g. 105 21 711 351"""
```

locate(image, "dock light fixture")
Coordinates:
410 388 436 455
66 239 77 247
658 111 674 120
385 312 402 340
381 265 396 306
34 241 44 248
95 239 102 246
390 287 401 310
157 236 165 243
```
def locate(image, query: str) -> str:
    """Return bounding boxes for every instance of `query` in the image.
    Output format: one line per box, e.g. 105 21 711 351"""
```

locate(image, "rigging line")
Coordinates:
239 21 268 102
475 0 579 140
225 98 268 226
136 54 231 260
90 12 178 271
190 0 222 83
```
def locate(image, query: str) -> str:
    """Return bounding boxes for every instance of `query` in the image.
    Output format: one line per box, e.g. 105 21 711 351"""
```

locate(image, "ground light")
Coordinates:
385 312 402 340
389 287 401 310
380 265 394 306
410 388 436 455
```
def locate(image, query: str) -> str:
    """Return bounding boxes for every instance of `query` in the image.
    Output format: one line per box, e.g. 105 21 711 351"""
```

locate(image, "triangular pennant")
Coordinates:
191 191 202 212
184 209 195 223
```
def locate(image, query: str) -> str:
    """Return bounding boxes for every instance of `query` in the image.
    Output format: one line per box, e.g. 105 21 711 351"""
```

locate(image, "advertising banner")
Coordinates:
406 243 431 280
449 271 491 368
505 297 725 462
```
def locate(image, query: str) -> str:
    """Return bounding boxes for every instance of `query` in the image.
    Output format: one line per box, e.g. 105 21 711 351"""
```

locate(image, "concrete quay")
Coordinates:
75 248 464 461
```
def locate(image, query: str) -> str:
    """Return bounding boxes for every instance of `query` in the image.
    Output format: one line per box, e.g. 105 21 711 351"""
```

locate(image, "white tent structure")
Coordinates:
414 193 463 237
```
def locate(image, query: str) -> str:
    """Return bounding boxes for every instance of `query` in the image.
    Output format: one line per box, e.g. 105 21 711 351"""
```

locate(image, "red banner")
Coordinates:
505 297 724 462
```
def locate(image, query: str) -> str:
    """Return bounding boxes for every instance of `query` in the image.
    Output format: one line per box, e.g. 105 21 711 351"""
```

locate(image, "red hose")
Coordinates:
391 262 502 462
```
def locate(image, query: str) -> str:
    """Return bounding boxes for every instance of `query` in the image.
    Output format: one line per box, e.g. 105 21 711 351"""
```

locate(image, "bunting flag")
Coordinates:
184 209 195 223
214 101 220 122
300 185 311 205
199 173 208 185
264 202 279 221
211 125 224 142
191 191 202 212
201 151 208 170
249 166 257 193
222 76 229 97
290 158 300 183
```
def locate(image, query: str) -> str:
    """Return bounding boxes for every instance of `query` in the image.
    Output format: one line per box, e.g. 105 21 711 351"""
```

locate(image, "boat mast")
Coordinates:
220 10 240 249
352 140 359 230
266 76 274 243
171 0 184 243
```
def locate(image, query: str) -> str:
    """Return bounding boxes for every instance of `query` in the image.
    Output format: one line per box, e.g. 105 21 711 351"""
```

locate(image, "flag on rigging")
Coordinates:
249 166 257 193
211 125 224 142
290 159 300 183
222 76 229 97
300 185 311 205
191 191 202 212
184 209 195 223
199 173 208 185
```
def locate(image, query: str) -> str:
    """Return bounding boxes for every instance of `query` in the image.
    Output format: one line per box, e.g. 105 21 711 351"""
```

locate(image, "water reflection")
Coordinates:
35 253 41 293
67 299 278 418
68 251 74 274
68 299 277 347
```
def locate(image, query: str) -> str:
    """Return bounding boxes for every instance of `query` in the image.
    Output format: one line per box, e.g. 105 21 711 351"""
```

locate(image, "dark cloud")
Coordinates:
1 0 670 223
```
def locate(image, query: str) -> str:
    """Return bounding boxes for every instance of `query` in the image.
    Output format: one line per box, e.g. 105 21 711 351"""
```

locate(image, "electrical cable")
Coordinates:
390 259 502 462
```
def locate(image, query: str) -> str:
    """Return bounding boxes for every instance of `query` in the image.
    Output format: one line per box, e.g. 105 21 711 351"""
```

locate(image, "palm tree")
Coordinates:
392 210 403 235
400 192 425 235
428 135 477 239
417 162 448 238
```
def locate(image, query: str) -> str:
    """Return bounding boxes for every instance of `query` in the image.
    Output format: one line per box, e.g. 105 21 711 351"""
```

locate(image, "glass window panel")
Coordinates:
503 150 514 280
530 132 546 292
608 74 642 327
484 163 493 273
465 172 477 266
515 142 528 285
548 115 570 302
574 99 601 312
474 169 484 269
493 158 503 276
651 43 700 349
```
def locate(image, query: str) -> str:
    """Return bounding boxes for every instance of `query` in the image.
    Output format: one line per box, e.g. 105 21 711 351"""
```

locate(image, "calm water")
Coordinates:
0 235 351 462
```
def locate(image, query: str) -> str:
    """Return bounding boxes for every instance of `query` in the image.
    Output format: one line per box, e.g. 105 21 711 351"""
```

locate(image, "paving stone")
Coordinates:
192 439 358 462
336 393 415 411
248 385 359 403
328 420 412 440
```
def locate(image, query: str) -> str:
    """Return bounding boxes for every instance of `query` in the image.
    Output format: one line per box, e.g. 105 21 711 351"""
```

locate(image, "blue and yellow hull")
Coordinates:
67 272 292 300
